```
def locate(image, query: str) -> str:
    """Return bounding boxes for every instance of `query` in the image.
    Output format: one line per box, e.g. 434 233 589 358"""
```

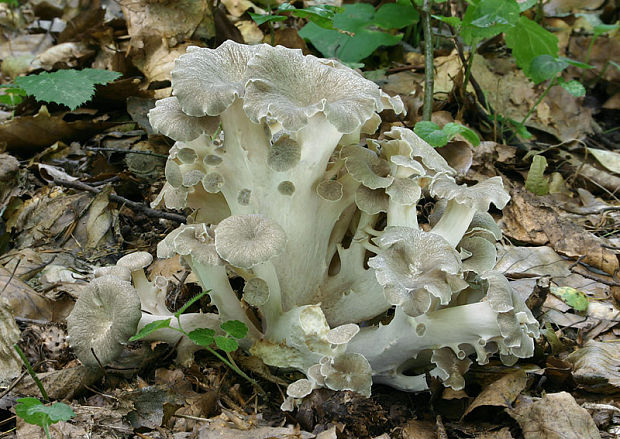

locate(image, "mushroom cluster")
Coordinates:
68 41 539 405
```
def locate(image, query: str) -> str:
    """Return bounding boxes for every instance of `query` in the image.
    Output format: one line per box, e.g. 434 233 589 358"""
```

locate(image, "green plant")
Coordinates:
298 0 419 66
0 68 120 110
525 154 549 195
414 120 480 147
129 290 263 393
14 398 75 439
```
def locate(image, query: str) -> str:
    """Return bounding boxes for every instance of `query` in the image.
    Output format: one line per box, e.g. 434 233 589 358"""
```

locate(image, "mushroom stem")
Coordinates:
190 259 262 346
130 270 163 315
430 200 476 247
387 202 418 228
253 260 283 329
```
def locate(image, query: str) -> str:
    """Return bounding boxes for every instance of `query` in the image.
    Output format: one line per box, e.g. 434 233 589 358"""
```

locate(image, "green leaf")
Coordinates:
461 0 520 45
15 398 75 437
15 68 121 110
374 0 419 30
525 154 549 195
280 4 342 29
0 86 25 105
593 23 619 38
445 122 481 146
220 320 248 339
432 15 462 29
248 12 287 25
129 318 171 341
505 16 558 78
174 290 210 318
529 55 568 84
188 328 216 348
414 121 449 147
518 0 537 12
299 3 403 64
215 336 239 353
557 78 586 97
557 56 593 70
550 286 589 312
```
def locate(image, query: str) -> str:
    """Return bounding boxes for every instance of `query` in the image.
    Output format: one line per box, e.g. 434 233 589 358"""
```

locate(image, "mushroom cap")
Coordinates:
158 223 223 266
243 44 383 133
148 96 220 142
316 180 343 201
342 145 393 189
355 186 389 214
384 127 455 175
368 227 468 316
429 174 510 211
215 214 286 269
93 265 131 281
277 181 295 196
66 276 142 367
268 135 301 172
321 353 372 397
116 251 153 272
326 323 360 345
242 277 270 306
286 378 314 398
172 41 262 117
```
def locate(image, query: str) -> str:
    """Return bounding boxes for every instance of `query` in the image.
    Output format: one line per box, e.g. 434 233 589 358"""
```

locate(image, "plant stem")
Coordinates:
462 49 475 97
420 0 434 121
520 76 556 126
13 344 49 402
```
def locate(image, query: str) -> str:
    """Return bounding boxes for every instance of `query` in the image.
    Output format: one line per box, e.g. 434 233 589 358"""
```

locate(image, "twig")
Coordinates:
53 178 186 223
420 0 434 121
0 369 30 401
86 146 168 159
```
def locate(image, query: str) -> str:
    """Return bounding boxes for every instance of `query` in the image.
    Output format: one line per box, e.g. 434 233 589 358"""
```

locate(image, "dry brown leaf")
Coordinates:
14 365 102 400
462 370 528 419
196 420 315 438
502 189 619 275
567 341 620 394
569 35 620 84
477 428 514 439
543 0 605 16
0 298 21 386
508 392 602 439
401 420 436 439
0 265 52 321
0 106 116 153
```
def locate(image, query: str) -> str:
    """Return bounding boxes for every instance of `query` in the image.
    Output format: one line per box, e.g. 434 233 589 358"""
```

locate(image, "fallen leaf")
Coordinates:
587 148 620 175
508 392 602 439
566 341 620 394
463 370 528 419
401 419 436 439
0 265 52 321
0 298 21 386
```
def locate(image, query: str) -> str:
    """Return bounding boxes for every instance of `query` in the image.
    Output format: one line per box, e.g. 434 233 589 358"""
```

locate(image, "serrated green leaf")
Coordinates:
557 78 586 97
525 155 549 195
15 398 75 437
374 0 419 29
458 125 481 146
129 318 171 341
215 336 239 353
550 286 589 312
432 15 462 28
248 12 287 25
461 0 520 45
15 69 120 110
529 55 568 84
414 121 449 147
299 3 403 63
221 320 248 339
505 16 558 78
188 328 216 347
30 402 75 423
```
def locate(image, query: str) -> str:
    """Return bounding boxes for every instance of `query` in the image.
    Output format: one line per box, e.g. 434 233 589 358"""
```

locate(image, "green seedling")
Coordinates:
14 398 75 439
525 154 549 195
130 291 264 394
413 121 480 148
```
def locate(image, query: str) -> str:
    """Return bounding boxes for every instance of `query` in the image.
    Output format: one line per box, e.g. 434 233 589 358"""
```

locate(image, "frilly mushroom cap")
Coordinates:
459 236 497 274
172 41 262 117
286 378 314 398
165 160 183 188
355 186 389 214
384 127 455 175
368 227 468 316
148 96 220 142
268 135 301 172
386 178 421 205
182 169 204 187
342 145 393 189
214 214 286 269
243 44 383 133
66 276 142 367
429 175 511 211
158 223 223 266
202 172 224 193
93 265 131 281
321 353 372 397
431 347 472 391
116 251 153 272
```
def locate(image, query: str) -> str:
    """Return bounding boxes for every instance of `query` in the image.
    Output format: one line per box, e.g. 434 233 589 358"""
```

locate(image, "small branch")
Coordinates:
53 178 186 223
86 147 168 159
421 0 434 121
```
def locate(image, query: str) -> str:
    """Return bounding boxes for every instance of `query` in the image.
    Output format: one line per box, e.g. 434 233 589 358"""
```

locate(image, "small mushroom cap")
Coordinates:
326 323 360 345
386 178 421 205
160 223 223 266
355 186 389 214
215 214 286 269
202 172 225 193
66 276 142 368
286 378 314 398
268 135 301 172
431 347 472 391
429 175 510 211
342 145 393 189
165 160 183 188
322 353 372 397
384 127 455 175
148 96 220 142
277 181 295 196
316 180 343 201
116 251 153 272
242 277 270 306
93 266 131 281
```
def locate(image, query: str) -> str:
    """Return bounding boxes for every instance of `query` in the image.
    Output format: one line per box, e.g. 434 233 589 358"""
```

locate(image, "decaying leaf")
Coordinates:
525 155 549 195
508 392 602 439
0 298 21 386
0 265 52 321
587 148 620 175
567 341 620 394
463 370 528 419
